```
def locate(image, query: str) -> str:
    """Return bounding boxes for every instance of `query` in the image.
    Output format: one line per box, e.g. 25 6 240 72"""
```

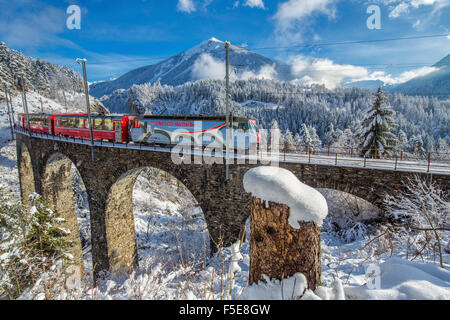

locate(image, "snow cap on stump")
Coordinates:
243 166 328 228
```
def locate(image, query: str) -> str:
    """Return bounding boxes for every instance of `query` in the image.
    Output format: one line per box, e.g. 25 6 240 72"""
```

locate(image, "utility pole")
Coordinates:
21 76 32 137
225 41 232 180
3 84 14 140
40 97 44 113
63 90 67 113
9 91 15 128
76 58 95 162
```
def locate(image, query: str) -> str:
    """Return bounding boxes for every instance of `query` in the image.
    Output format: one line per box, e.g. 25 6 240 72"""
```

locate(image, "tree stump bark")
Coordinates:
249 197 322 290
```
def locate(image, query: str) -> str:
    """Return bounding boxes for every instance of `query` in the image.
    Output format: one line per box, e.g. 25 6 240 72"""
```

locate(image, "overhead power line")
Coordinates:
248 34 450 51
70 34 450 66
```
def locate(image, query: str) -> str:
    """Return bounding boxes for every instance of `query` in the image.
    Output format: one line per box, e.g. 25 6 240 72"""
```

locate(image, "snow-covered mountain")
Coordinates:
386 54 450 97
0 42 109 114
0 42 84 98
90 38 290 98
346 54 450 97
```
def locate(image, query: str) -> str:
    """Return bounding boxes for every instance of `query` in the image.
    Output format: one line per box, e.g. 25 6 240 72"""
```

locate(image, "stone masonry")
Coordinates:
16 133 450 280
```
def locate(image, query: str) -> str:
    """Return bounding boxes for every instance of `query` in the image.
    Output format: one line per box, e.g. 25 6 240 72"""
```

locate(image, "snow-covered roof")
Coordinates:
243 166 328 228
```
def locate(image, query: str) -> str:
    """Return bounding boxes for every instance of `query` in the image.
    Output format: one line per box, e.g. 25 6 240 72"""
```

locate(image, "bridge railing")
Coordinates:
262 142 450 173
14 126 450 174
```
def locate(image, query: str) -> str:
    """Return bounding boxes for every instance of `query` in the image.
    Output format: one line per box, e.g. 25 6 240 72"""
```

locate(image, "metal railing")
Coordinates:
269 143 450 173
14 126 450 175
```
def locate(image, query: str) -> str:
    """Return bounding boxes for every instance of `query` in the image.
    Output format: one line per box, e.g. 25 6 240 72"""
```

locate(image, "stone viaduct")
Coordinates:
16 132 449 280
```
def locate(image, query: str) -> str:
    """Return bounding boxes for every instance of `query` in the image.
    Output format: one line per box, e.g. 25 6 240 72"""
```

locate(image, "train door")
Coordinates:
114 120 122 142
50 115 57 135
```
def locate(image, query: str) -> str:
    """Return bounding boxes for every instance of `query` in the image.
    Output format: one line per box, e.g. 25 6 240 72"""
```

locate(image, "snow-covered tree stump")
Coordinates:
243 166 328 291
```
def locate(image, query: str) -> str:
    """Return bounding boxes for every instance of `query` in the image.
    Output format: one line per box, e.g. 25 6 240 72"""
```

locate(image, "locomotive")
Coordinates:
17 113 261 148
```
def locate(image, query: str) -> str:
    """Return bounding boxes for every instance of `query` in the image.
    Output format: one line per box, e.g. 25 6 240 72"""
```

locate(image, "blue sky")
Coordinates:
0 0 449 85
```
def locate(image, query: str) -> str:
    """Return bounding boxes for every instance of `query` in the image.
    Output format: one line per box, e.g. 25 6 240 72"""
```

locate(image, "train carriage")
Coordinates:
18 113 260 149
129 115 260 148
51 114 124 142
20 113 52 134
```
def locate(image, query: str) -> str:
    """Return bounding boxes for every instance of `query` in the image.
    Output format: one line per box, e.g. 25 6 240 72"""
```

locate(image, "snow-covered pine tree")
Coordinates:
422 131 436 153
284 129 295 152
358 87 398 158
300 123 312 152
308 126 322 152
0 192 73 299
437 138 448 153
269 119 283 150
396 130 409 151
284 129 294 145
325 123 338 146
332 128 357 150
410 135 426 157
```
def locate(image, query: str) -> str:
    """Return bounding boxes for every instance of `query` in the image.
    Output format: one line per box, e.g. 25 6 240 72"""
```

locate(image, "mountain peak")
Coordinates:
208 37 222 43
432 54 450 68
89 38 287 98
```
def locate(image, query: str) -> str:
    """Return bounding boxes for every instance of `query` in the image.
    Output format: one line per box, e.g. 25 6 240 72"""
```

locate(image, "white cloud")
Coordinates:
387 0 450 18
289 55 368 89
389 2 410 18
192 53 277 81
272 0 336 44
274 0 336 30
191 53 438 89
239 65 277 80
192 54 224 80
244 0 266 9
350 66 438 85
389 66 437 83
177 0 196 13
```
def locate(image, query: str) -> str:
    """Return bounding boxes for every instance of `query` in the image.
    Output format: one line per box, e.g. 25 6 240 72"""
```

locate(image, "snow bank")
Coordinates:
344 258 450 300
243 166 328 228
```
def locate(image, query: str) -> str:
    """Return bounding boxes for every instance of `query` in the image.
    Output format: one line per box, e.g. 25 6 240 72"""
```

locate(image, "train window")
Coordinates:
60 119 68 127
104 118 113 131
249 122 259 132
94 119 103 130
78 118 84 129
233 122 249 131
68 118 76 128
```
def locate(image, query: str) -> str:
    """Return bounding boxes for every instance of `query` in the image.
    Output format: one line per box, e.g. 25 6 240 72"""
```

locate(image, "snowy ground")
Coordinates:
1 91 449 300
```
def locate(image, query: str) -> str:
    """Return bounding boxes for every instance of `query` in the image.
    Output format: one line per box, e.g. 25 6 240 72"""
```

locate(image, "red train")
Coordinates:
17 113 260 148
18 113 137 143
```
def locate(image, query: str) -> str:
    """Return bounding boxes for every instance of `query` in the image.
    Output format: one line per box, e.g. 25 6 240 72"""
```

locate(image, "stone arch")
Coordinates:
317 188 382 226
41 153 90 275
282 164 383 208
312 179 378 206
104 166 207 274
17 142 36 206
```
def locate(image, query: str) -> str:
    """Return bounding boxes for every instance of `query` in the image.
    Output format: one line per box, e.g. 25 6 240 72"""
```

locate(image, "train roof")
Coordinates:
137 114 251 122
21 113 254 122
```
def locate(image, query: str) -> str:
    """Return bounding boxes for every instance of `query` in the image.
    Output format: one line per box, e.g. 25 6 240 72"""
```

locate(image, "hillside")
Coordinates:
0 42 84 97
100 79 449 152
387 55 450 96
0 42 109 114
345 54 450 97
89 38 290 98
